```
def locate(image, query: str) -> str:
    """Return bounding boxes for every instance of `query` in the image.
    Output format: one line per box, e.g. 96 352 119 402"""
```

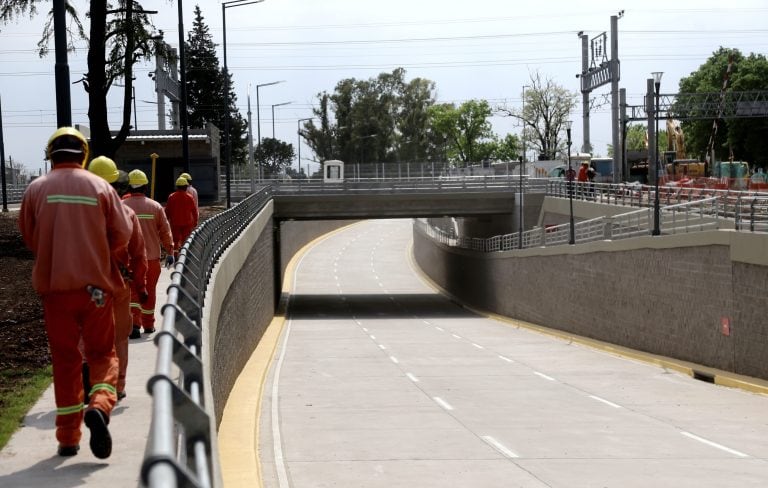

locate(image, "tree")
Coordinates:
428 99 494 164
678 47 768 165
1 1 163 159
486 133 521 162
302 69 437 165
185 6 247 166
253 137 295 178
609 124 666 156
498 71 577 160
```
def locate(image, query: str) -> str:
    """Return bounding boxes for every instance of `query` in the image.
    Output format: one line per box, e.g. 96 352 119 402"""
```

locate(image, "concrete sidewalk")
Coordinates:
0 269 172 487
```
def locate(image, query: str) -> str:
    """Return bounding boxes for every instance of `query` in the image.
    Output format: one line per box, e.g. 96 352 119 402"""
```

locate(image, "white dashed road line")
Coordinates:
534 371 555 381
433 397 454 411
481 435 519 459
406 373 419 382
588 395 622 409
680 432 749 458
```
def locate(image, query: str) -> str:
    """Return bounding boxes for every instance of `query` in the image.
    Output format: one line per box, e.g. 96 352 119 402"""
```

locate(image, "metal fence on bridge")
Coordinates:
141 187 273 488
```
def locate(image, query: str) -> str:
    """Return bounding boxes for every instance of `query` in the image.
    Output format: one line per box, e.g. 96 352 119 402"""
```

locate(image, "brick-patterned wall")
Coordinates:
413 224 768 380
212 224 275 425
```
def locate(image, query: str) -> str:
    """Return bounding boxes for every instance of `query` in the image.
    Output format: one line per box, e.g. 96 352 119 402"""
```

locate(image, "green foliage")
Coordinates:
303 68 438 164
678 47 768 165
0 366 51 450
498 71 577 160
254 137 295 178
616 124 667 156
1 0 163 158
185 6 248 166
428 99 494 163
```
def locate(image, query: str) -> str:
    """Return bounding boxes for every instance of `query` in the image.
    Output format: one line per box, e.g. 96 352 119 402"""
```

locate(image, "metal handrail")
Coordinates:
142 187 273 488
416 196 731 254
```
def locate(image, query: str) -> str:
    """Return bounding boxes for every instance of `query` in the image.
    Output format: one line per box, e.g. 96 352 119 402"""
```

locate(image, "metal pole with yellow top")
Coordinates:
150 153 159 200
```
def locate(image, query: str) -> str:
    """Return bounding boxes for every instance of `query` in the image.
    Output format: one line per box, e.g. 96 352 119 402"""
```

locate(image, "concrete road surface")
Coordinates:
257 219 768 488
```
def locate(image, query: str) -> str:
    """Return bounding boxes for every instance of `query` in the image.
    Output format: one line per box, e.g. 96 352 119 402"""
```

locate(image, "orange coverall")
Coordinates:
19 163 132 448
123 192 174 330
165 189 198 256
114 207 147 393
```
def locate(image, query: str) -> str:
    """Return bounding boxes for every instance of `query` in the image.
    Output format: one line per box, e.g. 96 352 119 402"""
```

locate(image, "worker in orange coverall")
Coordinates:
165 176 198 258
88 158 148 401
123 169 174 338
18 128 132 459
179 172 199 218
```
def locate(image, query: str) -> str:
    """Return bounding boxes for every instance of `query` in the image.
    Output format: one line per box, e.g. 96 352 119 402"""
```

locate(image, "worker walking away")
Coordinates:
165 176 198 257
577 161 589 198
18 128 132 459
179 172 199 217
88 158 148 401
124 169 174 338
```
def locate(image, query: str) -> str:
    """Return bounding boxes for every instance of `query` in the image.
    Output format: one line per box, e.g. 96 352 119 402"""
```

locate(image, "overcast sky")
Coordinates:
1 0 766 175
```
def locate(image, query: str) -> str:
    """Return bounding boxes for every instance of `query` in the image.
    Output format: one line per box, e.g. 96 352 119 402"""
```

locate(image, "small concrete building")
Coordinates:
112 125 221 204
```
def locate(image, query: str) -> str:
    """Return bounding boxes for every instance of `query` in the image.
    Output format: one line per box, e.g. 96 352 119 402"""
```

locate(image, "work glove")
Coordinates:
165 255 175 268
139 289 149 304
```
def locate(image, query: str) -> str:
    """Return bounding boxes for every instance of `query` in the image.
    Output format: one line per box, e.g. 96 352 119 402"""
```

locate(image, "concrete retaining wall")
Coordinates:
413 224 768 380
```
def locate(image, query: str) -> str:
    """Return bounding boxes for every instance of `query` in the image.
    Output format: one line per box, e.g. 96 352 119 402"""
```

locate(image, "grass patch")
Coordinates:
0 366 52 450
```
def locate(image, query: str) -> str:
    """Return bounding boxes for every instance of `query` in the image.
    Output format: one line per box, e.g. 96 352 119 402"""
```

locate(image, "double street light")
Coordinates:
565 120 575 245
222 0 265 208
652 71 664 236
256 80 285 181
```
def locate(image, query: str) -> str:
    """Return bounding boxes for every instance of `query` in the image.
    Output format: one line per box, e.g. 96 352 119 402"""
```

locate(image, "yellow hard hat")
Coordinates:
179 172 192 182
175 176 189 187
128 169 149 187
88 156 120 183
46 127 89 166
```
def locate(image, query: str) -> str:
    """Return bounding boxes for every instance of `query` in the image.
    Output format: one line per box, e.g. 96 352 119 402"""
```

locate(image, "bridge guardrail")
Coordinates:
141 186 273 488
418 196 725 253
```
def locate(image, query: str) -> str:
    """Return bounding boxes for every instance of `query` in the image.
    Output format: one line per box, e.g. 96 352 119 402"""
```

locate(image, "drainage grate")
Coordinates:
692 370 716 383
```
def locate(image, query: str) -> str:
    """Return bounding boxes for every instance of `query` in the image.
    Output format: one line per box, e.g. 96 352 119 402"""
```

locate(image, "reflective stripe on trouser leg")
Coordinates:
113 285 131 393
44 292 90 446
131 259 160 328
79 293 118 417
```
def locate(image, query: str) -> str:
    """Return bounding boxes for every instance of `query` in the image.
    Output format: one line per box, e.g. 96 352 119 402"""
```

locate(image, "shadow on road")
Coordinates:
288 293 477 320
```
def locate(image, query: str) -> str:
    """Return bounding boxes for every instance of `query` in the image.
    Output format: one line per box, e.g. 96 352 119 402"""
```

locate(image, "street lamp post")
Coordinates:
297 117 313 179
518 155 525 249
222 0 265 208
247 84 255 192
566 120 575 245
652 71 663 236
256 80 285 181
271 101 292 139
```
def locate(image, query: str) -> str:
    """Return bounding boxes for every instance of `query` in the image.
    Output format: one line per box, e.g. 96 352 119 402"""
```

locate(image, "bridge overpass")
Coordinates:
1 177 767 487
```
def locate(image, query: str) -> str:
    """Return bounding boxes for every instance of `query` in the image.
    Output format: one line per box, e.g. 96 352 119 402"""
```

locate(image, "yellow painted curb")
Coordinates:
407 239 768 397
218 221 362 488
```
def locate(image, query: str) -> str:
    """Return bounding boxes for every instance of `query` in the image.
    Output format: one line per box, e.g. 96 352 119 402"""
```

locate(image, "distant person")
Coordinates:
565 167 576 197
165 176 198 257
124 170 175 337
18 127 132 459
88 158 147 400
179 172 199 218
586 165 596 198
577 162 589 197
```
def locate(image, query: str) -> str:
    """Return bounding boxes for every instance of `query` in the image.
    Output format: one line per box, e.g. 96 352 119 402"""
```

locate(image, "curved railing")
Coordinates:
141 186 273 488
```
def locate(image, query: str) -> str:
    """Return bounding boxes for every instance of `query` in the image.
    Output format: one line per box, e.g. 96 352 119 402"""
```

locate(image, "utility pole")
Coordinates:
610 13 622 183
577 11 623 181
0 95 7 212
53 0 72 126
578 32 591 154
